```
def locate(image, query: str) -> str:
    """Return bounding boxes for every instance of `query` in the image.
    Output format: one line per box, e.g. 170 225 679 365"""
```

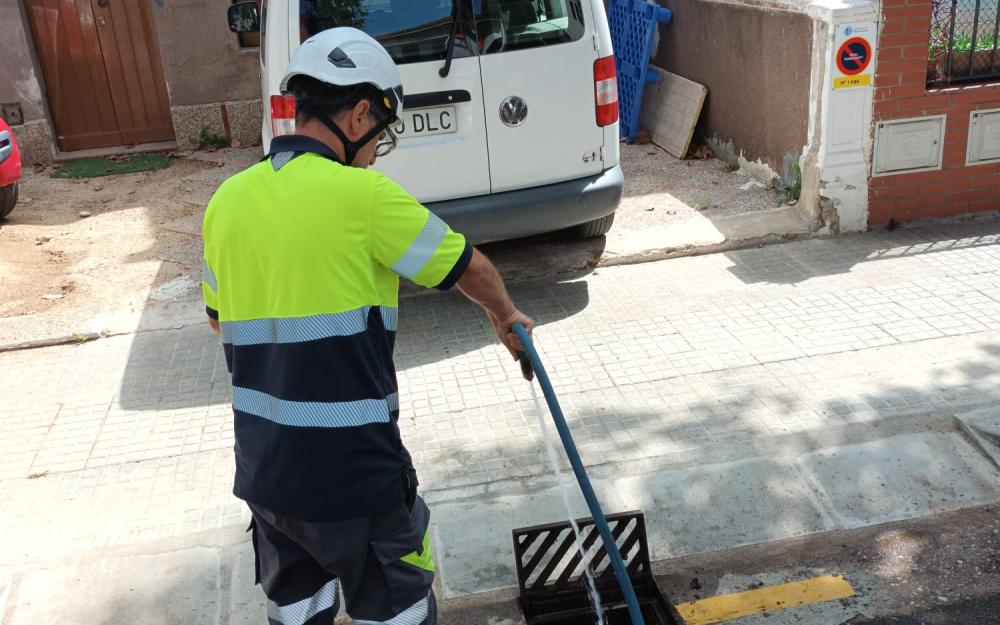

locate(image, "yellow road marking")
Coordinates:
675 574 855 625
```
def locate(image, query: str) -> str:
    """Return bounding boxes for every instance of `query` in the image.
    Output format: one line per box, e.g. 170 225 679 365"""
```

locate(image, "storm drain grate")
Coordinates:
512 511 683 624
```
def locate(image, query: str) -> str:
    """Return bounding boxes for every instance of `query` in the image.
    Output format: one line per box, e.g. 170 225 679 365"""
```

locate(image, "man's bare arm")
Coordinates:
457 248 534 358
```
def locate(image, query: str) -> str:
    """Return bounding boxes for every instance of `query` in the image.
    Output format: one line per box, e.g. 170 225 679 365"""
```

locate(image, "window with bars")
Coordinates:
928 0 1000 85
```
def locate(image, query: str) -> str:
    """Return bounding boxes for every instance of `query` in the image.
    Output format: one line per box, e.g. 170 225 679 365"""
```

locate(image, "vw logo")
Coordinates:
499 96 528 127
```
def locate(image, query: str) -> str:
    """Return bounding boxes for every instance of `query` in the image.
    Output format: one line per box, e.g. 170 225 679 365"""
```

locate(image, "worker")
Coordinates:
201 27 535 625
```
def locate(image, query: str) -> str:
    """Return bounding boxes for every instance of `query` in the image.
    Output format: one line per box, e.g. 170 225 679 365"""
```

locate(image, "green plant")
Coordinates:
196 127 230 150
928 26 998 60
929 27 946 58
777 163 802 204
948 31 997 53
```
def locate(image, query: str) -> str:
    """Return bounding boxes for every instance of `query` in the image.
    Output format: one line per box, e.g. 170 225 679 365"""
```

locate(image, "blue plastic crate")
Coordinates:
608 0 673 142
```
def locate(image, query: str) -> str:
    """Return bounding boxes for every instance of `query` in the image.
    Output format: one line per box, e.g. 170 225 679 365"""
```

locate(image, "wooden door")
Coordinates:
25 0 175 151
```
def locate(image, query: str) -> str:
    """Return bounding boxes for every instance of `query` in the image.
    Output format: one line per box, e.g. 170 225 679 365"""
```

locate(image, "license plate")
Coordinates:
392 106 458 138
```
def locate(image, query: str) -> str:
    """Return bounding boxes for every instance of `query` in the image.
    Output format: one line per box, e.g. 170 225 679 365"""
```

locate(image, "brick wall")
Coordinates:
870 0 1000 226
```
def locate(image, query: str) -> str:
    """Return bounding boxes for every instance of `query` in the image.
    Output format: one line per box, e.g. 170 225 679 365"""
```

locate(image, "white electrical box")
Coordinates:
967 108 1000 165
873 115 946 176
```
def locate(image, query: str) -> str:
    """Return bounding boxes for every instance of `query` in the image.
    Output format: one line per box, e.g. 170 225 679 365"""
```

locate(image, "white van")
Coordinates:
228 0 623 243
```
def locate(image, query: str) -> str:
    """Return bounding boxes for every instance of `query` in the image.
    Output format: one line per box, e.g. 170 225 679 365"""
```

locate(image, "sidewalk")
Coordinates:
3 220 1000 623
0 143 810 348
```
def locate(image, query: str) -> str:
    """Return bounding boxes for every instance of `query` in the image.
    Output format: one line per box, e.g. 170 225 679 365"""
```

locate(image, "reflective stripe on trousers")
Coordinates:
266 581 436 625
267 579 340 625
354 591 436 625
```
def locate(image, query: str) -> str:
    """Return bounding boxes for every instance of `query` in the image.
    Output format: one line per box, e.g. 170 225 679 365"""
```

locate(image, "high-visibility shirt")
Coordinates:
202 135 472 520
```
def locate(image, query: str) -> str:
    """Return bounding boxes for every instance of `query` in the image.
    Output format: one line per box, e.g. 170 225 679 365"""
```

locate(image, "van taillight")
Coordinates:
594 56 618 127
270 95 296 137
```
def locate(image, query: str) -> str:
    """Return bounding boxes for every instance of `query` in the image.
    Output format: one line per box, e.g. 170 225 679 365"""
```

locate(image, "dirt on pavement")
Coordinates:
0 155 220 346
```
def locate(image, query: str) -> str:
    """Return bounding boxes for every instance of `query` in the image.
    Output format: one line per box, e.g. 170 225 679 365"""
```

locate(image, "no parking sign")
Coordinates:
833 23 876 89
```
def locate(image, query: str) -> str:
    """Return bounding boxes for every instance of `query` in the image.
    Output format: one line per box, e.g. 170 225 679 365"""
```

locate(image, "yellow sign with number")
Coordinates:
833 75 873 89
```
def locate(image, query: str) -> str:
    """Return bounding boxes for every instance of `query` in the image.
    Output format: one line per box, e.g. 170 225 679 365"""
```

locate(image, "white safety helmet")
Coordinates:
281 27 403 123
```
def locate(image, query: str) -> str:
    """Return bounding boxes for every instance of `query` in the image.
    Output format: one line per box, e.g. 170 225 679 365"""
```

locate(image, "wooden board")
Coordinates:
639 66 708 159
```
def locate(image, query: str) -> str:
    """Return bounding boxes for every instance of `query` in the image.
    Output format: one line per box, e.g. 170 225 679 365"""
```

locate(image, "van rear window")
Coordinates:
300 1 467 65
300 0 585 64
474 0 586 54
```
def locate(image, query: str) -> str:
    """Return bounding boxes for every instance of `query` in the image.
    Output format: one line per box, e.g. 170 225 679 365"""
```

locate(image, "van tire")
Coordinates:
0 183 17 219
573 213 615 239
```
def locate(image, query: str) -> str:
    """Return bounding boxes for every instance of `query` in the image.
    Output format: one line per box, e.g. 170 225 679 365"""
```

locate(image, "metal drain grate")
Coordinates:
512 511 682 625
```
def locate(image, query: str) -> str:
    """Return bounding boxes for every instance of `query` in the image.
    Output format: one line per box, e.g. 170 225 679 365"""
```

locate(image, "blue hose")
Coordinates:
513 323 646 625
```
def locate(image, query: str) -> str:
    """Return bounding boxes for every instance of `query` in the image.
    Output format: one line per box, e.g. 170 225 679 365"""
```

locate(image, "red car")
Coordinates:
0 117 23 219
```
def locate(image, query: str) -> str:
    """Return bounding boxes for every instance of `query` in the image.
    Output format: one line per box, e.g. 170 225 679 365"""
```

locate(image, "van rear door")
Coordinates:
297 0 492 203
474 0 606 193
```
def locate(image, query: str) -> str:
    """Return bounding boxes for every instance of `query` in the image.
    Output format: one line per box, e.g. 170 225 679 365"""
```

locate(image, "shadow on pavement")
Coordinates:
117 271 594 412
724 218 1000 285
418 337 1000 494
416 339 1000 596
866 595 1000 624
395 275 593 372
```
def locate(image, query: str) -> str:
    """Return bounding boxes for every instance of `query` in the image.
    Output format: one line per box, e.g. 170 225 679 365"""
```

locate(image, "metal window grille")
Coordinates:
929 0 1000 85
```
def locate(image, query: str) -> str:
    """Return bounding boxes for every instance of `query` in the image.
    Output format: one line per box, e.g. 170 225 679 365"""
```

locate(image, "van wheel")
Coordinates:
573 213 615 239
0 183 17 219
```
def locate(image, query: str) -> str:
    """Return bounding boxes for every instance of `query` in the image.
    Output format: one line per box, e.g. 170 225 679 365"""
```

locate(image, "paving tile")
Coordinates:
6 548 221 625
799 432 1000 527
4 220 1000 565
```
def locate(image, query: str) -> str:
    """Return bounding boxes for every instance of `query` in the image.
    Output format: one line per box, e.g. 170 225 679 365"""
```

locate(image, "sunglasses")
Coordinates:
375 125 398 158
369 108 399 158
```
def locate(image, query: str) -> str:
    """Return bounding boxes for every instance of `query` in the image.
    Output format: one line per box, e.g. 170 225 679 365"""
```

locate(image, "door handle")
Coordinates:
402 90 471 110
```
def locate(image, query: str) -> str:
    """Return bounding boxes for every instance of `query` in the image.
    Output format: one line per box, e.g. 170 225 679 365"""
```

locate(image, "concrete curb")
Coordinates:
0 324 194 354
397 228 824 301
0 332 104 354
956 409 1000 471
0 297 207 354
598 231 817 268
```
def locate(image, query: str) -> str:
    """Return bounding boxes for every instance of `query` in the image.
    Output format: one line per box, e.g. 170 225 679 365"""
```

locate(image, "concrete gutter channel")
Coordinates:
419 411 1000 597
2 410 997 624
344 408 990 622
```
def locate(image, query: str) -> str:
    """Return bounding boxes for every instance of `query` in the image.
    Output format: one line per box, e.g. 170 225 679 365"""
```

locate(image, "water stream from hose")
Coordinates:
529 382 607 625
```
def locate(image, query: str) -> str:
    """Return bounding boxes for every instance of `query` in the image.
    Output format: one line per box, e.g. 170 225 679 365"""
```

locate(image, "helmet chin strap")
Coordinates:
299 99 391 166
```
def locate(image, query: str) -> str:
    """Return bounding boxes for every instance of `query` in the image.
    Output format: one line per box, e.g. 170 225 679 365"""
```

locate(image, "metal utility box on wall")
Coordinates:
1 103 24 126
873 115 946 176
967 108 1000 165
